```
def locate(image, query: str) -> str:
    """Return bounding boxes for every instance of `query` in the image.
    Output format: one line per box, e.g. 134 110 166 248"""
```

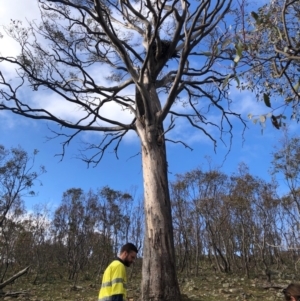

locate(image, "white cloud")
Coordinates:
30 89 135 125
0 0 40 24
230 87 268 117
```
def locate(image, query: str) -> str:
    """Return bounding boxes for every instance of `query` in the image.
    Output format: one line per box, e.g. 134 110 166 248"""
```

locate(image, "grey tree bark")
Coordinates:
136 102 179 299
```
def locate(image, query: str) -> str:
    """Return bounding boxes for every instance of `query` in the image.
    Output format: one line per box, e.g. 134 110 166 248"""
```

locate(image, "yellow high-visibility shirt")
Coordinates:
98 259 127 301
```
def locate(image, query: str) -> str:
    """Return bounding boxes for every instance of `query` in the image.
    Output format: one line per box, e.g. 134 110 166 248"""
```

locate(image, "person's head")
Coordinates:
119 243 138 267
283 283 300 301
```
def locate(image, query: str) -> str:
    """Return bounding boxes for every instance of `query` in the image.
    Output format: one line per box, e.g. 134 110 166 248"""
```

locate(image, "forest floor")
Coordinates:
0 269 293 301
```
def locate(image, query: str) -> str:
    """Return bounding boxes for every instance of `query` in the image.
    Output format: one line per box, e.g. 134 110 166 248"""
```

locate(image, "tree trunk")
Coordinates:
133 72 181 300
137 117 181 301
0 266 30 290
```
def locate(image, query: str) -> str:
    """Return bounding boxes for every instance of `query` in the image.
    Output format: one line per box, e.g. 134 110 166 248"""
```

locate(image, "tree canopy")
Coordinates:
0 145 45 227
0 0 245 156
235 0 300 128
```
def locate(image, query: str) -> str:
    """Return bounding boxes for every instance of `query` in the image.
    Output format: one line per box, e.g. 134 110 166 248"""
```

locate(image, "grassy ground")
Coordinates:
1 270 292 301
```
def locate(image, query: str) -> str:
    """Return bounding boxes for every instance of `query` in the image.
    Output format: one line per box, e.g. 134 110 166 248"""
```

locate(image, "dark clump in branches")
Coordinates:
151 39 180 60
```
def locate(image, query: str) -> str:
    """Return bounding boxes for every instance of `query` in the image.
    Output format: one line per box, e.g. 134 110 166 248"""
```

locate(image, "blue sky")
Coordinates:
1 94 291 212
0 0 297 212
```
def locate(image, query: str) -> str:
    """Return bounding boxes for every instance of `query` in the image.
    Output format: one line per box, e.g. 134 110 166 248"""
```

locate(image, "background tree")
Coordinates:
0 218 24 282
170 164 283 279
227 163 280 281
0 145 45 227
26 204 52 284
52 188 100 287
0 145 45 291
270 130 300 271
97 186 134 254
0 1 247 300
271 131 300 213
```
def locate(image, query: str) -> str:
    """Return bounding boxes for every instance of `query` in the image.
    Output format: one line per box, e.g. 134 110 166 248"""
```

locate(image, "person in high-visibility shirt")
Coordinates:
98 243 138 301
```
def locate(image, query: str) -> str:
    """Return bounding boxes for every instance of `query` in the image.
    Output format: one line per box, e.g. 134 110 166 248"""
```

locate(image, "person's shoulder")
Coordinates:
111 259 125 268
108 260 126 277
104 259 118 270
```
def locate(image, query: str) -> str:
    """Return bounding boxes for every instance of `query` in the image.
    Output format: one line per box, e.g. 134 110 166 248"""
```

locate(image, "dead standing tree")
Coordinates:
0 1 245 300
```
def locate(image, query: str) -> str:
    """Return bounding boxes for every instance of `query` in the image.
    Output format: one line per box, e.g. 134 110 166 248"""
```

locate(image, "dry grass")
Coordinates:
2 270 293 301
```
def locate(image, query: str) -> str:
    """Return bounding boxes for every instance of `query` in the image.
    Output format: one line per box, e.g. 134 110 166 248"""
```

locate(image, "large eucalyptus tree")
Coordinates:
0 1 244 300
